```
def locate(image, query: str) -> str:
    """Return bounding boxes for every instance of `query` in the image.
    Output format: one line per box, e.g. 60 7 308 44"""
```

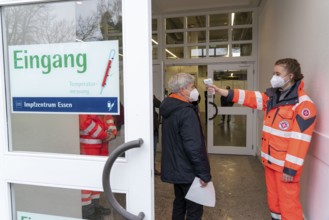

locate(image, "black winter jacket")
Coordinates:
160 96 211 184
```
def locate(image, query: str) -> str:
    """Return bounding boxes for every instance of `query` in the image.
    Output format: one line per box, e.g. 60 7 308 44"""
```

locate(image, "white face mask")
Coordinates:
270 75 289 88
189 88 199 102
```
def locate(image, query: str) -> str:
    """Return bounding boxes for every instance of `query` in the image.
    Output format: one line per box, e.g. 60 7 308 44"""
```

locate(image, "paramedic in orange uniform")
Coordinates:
79 114 117 219
208 58 317 220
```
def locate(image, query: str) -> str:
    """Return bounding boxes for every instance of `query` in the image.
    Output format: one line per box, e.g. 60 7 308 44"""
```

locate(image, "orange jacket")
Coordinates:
79 114 117 155
228 80 316 176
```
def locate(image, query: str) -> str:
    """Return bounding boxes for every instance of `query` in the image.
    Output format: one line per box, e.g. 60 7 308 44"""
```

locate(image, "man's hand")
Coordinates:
199 179 208 188
104 131 116 142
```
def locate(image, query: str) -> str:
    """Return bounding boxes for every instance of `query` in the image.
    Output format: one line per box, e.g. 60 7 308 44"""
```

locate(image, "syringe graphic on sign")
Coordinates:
100 49 116 94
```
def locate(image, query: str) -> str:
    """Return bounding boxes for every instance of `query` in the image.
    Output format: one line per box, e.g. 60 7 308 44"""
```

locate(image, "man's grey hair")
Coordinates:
168 73 195 93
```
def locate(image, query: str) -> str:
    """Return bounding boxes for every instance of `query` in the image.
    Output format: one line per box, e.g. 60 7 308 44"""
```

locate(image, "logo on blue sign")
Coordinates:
107 101 115 111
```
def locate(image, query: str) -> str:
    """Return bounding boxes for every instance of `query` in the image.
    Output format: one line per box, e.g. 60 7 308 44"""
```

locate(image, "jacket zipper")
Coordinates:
271 108 280 126
268 146 271 164
268 108 279 165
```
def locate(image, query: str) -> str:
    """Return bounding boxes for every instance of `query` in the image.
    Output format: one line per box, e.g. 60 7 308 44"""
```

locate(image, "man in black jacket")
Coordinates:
160 73 211 220
153 94 162 175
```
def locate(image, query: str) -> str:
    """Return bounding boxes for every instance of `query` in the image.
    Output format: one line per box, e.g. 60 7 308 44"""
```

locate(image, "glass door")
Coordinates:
0 0 153 219
207 64 254 155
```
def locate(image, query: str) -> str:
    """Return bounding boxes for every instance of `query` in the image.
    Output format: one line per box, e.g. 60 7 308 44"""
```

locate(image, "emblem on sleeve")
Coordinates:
301 108 311 118
279 120 289 130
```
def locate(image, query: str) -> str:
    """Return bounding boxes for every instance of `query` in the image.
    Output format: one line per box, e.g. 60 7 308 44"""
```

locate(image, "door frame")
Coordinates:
0 0 154 219
206 63 255 155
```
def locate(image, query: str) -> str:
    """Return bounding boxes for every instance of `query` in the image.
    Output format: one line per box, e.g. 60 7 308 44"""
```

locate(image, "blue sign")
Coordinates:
9 41 120 114
13 97 118 114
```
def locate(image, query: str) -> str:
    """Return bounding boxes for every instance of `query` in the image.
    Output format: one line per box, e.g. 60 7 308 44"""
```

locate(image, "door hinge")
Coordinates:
252 144 254 150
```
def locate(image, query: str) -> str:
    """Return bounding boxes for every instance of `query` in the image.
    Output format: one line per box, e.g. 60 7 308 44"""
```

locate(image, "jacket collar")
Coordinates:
169 93 189 103
266 80 303 111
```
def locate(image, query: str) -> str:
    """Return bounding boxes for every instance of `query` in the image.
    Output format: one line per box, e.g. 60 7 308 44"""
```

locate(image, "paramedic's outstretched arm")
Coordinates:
207 84 229 97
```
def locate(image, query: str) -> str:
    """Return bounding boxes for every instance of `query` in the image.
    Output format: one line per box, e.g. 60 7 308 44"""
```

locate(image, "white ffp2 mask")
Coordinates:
189 88 200 102
270 75 288 88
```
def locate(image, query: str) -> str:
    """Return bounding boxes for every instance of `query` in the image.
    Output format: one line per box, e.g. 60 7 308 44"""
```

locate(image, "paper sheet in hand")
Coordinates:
185 177 216 207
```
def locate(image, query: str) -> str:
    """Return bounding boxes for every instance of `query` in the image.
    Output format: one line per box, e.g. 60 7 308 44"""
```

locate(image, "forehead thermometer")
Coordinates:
100 49 116 94
203 78 215 95
203 78 213 85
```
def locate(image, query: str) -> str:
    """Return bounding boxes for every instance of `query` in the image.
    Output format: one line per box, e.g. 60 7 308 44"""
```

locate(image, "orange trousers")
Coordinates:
265 166 303 220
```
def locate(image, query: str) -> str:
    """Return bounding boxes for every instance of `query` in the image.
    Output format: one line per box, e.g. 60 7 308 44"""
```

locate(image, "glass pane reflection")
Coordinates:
153 46 158 60
232 28 252 41
166 47 183 59
187 31 206 43
3 0 126 155
213 115 246 147
209 13 229 27
166 17 184 30
208 44 228 57
187 15 206 28
232 12 253 25
213 69 248 83
211 68 248 147
152 33 158 43
209 29 228 42
166 32 184 44
152 18 157 31
232 43 252 57
188 46 206 58
12 183 126 220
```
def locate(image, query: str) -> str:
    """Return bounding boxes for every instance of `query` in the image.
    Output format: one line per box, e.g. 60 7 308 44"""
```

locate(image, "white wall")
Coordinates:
258 0 329 219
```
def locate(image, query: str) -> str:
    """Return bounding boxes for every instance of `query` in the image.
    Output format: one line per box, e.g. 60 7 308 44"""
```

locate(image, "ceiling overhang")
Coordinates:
152 0 261 14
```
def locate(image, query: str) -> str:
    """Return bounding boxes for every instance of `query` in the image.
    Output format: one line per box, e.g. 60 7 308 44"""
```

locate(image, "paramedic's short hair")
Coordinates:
168 73 195 93
275 58 304 81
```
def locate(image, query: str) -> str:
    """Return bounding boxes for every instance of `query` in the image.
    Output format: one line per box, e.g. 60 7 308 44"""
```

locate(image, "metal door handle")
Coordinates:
102 138 145 220
208 101 218 120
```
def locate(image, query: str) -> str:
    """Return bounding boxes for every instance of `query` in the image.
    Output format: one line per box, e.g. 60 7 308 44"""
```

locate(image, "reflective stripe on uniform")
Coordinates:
81 193 91 199
299 94 313 103
80 138 102 144
292 95 313 110
81 201 91 206
286 154 304 166
81 190 100 205
270 212 282 220
91 194 101 199
290 131 312 142
81 190 92 205
263 125 311 142
91 125 102 138
261 152 285 167
255 91 263 110
80 121 97 135
237 90 245 105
